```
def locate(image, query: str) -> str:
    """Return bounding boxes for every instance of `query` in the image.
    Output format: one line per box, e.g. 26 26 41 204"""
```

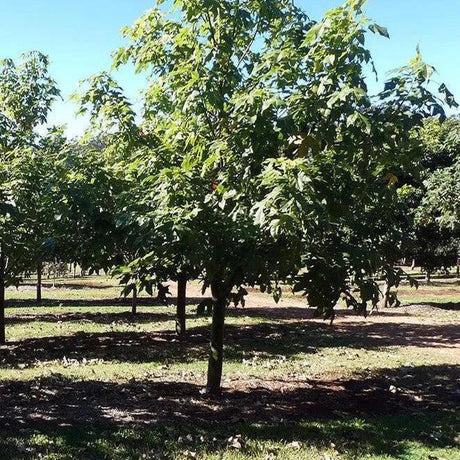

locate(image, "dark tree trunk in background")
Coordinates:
0 250 5 344
37 261 42 304
206 281 228 395
175 273 187 336
132 286 137 315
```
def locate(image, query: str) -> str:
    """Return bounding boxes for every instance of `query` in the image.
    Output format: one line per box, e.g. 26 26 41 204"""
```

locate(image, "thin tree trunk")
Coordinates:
73 263 77 279
175 273 187 336
411 259 416 270
0 250 6 344
206 282 227 395
132 286 137 315
37 260 42 304
381 281 390 309
426 271 431 285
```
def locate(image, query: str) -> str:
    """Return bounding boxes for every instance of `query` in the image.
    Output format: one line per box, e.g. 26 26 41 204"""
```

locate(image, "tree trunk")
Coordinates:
132 286 137 315
73 263 77 279
0 250 5 344
206 282 228 395
411 259 416 270
175 273 187 336
426 271 431 285
381 281 390 309
37 261 42 304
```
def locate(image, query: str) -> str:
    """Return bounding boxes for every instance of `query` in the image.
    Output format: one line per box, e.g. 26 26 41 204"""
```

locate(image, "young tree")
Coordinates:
255 8 454 314
0 52 60 343
8 127 67 303
52 140 125 278
108 0 313 392
408 117 460 281
80 0 454 393
77 72 203 329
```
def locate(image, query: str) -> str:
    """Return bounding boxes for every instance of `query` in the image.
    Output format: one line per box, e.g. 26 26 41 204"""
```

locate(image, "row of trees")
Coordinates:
0 0 458 393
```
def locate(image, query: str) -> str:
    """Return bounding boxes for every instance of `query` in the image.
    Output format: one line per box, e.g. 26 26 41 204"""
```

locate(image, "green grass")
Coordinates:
1 413 458 459
1 276 459 459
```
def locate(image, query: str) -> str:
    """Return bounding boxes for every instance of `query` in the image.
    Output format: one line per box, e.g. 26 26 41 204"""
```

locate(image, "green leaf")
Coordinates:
369 23 389 38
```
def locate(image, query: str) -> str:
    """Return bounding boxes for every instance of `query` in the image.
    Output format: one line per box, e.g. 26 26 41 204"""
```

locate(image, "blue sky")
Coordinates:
2 0 459 137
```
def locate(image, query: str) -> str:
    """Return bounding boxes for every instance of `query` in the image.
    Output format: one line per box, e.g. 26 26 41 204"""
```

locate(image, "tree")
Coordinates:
77 69 204 330
0 52 60 343
80 0 454 394
407 117 460 281
52 140 125 278
8 127 67 303
108 0 312 392
253 10 454 315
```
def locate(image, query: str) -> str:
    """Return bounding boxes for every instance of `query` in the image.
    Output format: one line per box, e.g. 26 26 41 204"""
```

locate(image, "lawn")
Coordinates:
0 276 459 459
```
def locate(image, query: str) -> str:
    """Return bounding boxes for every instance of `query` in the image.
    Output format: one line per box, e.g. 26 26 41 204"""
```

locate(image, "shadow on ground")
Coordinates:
6 311 174 326
6 296 205 309
226 305 416 320
19 281 115 290
0 364 457 459
1 317 458 368
406 301 460 311
0 329 207 366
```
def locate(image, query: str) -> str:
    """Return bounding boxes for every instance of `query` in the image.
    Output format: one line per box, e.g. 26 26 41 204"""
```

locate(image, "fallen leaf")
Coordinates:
286 441 302 450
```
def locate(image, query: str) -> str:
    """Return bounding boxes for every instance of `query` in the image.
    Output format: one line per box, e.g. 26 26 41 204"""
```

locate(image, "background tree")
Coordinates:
0 51 60 343
77 69 204 328
406 117 459 281
8 127 67 303
255 6 455 314
52 140 124 279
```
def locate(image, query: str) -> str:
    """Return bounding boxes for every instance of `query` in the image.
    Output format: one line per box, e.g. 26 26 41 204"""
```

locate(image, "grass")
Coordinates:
0 276 459 459
1 413 458 459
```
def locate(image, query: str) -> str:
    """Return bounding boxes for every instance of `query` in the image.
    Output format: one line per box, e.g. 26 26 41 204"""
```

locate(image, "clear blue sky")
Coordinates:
2 0 459 137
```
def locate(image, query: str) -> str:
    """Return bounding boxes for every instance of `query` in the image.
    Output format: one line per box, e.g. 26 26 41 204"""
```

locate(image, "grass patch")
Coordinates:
0 276 459 459
0 412 458 459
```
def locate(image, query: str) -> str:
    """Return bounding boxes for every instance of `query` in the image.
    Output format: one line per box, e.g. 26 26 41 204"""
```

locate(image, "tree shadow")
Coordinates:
406 301 460 311
1 317 458 369
6 311 174 326
0 364 457 458
7 296 205 309
20 281 114 290
0 330 208 367
223 319 459 361
226 306 413 320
